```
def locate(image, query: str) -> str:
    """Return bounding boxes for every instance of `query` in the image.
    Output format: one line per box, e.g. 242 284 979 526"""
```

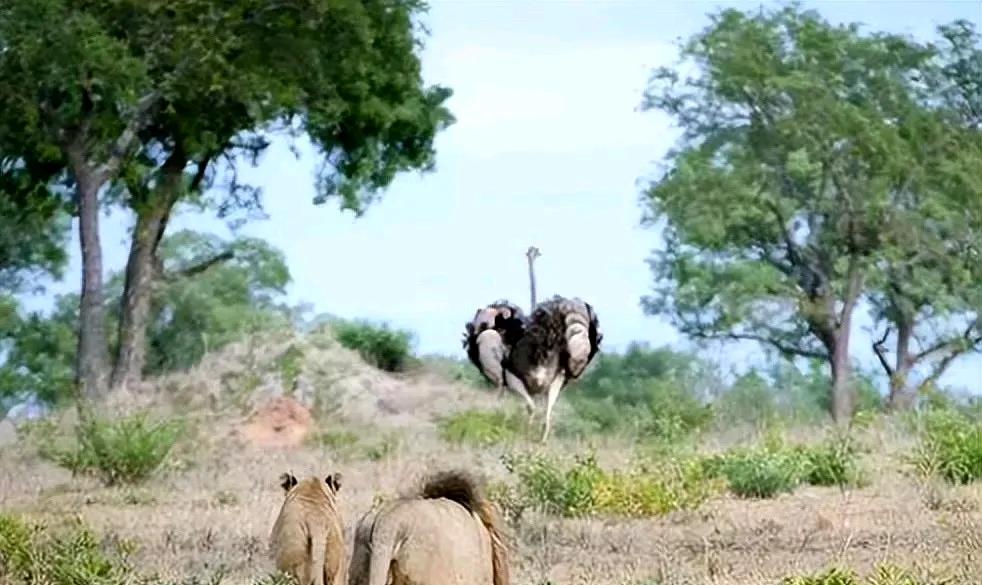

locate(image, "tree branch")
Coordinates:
839 254 864 327
95 91 160 182
872 327 894 376
161 250 234 283
913 321 981 362
687 328 828 360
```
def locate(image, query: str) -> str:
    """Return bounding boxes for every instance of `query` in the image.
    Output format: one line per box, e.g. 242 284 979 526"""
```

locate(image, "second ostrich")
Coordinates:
462 295 602 442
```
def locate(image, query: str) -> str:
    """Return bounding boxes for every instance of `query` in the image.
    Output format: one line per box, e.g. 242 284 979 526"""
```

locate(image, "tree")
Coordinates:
638 4 953 422
0 0 454 398
0 231 292 408
868 20 982 409
1 0 164 398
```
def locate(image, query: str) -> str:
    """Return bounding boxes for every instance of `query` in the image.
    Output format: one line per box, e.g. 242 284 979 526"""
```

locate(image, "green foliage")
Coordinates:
797 434 866 488
781 564 932 585
0 515 133 585
438 409 527 446
702 446 806 499
704 433 865 498
142 231 293 374
909 408 982 484
307 429 360 451
0 191 69 293
565 343 719 439
43 412 183 486
0 230 293 408
0 294 78 408
713 362 883 429
500 451 721 518
333 319 415 372
638 2 980 420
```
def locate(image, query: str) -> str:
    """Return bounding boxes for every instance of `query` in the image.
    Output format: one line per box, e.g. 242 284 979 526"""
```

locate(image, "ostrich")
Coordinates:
461 246 603 441
462 294 602 443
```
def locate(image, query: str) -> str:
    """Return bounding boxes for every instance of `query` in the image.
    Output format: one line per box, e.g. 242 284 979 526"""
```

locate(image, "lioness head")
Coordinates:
279 472 343 494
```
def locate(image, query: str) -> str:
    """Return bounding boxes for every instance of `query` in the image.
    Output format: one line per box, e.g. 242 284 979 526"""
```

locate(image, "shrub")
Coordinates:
500 451 721 518
333 319 415 372
909 408 982 484
43 412 183 486
796 434 866 488
704 432 866 498
0 515 132 585
438 409 526 446
781 564 930 585
703 447 805 498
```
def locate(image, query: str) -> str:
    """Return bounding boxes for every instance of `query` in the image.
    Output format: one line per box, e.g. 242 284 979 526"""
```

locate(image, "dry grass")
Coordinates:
1 334 979 585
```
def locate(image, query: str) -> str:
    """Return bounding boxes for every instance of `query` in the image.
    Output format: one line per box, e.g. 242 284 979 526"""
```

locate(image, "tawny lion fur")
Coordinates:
348 470 510 585
269 473 347 585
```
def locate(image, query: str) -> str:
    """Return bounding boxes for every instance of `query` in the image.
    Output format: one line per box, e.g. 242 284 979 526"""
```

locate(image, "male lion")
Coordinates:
269 472 347 585
348 469 510 585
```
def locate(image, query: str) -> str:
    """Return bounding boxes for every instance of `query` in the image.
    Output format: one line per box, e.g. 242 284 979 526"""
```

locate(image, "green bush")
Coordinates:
781 564 931 585
0 515 292 585
909 408 982 484
703 433 865 498
703 447 805 499
796 434 866 488
438 409 527 446
0 515 132 585
333 319 415 372
500 451 722 518
43 412 183 486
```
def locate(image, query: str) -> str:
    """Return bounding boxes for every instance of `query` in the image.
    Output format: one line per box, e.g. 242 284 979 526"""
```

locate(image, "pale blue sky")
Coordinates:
24 0 982 392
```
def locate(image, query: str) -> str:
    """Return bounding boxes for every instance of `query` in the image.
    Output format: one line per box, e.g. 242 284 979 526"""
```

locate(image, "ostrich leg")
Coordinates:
504 370 536 421
540 374 566 443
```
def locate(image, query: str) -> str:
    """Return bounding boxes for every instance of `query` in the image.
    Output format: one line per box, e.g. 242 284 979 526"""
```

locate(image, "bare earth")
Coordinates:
1 332 979 585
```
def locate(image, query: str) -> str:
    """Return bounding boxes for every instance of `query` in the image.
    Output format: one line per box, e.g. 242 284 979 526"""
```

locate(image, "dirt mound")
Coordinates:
144 327 500 447
238 396 312 448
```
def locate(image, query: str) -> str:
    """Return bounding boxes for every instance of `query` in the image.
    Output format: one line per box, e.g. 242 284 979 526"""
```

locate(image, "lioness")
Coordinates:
348 469 509 585
269 472 347 585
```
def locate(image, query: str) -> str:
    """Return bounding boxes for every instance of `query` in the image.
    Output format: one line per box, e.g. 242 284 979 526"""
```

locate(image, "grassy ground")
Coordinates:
0 334 979 585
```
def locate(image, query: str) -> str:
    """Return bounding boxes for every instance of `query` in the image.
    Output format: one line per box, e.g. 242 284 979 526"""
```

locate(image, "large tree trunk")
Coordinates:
110 203 171 391
825 265 863 424
885 320 915 411
111 154 187 392
75 175 110 400
829 333 853 424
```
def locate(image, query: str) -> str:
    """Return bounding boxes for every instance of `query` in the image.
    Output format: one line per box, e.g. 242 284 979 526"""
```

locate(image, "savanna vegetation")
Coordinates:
0 2 979 584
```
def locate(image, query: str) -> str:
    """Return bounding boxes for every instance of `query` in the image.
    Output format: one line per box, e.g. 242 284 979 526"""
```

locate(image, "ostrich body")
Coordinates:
462 295 602 442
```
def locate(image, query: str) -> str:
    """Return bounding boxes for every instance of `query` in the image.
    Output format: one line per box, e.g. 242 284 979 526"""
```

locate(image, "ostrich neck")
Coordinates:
527 259 537 312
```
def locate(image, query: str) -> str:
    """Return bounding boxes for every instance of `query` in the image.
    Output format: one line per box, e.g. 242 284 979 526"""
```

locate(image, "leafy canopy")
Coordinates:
639 3 974 365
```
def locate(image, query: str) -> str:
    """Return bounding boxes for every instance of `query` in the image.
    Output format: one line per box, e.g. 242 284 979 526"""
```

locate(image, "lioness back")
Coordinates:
269 473 346 585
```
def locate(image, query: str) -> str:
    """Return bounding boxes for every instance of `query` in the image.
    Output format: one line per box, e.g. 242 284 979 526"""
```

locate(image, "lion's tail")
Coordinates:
420 470 510 585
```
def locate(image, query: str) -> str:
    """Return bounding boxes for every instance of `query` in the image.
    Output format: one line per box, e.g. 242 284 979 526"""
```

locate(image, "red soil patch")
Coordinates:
238 396 312 448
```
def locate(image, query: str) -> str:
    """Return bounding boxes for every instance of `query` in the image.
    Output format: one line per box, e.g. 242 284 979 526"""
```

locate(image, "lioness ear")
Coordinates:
325 472 342 493
280 473 297 492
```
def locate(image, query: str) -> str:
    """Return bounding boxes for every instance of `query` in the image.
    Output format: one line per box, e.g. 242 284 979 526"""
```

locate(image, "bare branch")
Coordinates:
162 250 235 282
913 321 981 362
687 328 828 360
872 327 894 376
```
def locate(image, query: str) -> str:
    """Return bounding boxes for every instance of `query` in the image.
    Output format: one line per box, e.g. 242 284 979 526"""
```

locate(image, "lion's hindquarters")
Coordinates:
349 500 495 585
270 481 345 585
